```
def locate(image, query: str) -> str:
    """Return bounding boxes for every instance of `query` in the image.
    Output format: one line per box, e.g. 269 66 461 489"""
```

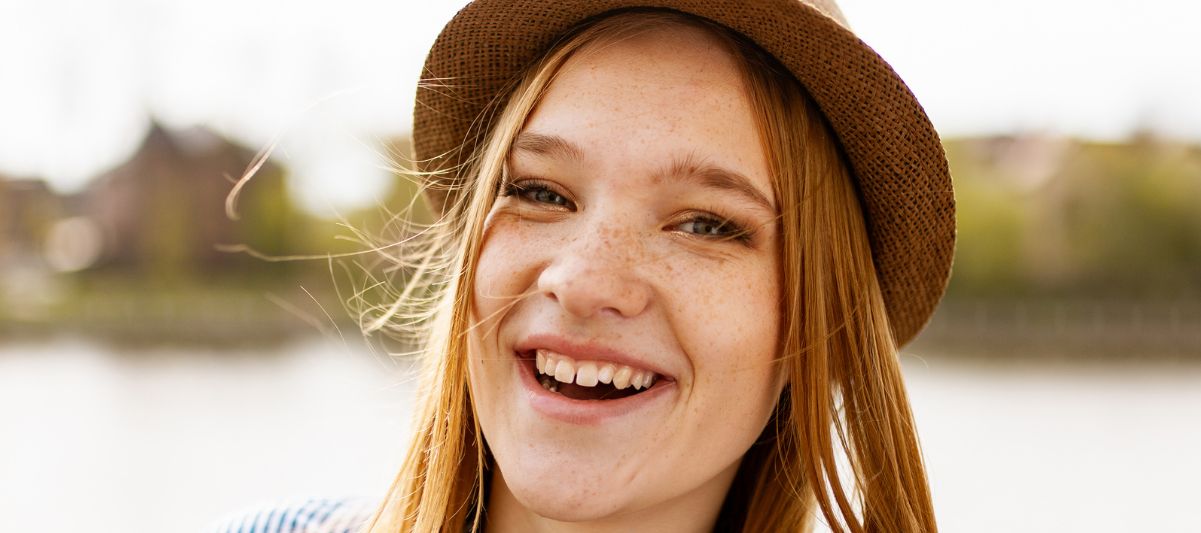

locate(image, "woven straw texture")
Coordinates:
412 0 956 347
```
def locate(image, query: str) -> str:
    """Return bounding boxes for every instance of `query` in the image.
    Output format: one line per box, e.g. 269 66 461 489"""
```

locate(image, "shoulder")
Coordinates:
204 498 375 533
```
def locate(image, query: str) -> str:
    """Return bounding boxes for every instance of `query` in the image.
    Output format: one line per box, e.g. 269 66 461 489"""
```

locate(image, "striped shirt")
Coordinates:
205 498 375 533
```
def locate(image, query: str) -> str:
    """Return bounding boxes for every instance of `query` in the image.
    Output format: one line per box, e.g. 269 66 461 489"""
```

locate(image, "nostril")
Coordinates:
598 306 623 318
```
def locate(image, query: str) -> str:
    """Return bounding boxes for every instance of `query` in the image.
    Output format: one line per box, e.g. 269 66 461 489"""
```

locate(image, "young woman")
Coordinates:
365 1 955 532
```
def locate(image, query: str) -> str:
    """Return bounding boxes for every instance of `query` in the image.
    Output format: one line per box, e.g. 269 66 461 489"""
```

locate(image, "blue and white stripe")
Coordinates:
205 498 375 533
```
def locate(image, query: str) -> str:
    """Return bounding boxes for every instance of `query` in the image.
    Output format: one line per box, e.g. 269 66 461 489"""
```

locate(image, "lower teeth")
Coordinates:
539 375 559 392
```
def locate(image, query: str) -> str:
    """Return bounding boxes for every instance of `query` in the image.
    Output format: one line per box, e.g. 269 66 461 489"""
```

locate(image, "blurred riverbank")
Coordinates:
5 290 1199 359
0 278 351 347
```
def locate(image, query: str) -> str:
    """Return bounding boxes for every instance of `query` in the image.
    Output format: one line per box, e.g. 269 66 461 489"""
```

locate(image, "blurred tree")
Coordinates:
945 136 1201 300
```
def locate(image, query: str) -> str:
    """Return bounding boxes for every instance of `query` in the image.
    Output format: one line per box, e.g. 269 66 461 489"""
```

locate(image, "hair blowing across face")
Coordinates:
363 10 937 533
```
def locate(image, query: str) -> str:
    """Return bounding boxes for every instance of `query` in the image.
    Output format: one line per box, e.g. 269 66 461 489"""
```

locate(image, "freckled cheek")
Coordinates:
672 264 780 393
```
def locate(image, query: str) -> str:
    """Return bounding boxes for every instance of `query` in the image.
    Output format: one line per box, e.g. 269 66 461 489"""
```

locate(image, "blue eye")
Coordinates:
676 215 751 243
528 187 568 206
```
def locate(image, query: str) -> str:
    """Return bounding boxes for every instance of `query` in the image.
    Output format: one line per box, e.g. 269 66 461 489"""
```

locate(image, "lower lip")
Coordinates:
516 354 674 425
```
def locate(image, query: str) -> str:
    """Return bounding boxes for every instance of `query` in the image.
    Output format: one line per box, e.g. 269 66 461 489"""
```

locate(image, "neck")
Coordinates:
483 462 740 533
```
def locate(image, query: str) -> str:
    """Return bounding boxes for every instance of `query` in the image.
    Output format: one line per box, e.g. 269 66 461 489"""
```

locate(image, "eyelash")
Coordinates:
500 178 572 208
499 178 756 245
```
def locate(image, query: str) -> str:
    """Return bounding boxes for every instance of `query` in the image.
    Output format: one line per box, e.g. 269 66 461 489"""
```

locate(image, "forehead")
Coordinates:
518 22 772 201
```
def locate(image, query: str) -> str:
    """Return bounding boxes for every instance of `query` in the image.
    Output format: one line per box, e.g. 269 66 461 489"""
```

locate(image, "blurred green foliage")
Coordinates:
945 135 1201 300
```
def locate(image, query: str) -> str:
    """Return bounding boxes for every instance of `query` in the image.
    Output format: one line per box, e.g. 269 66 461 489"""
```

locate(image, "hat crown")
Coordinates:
799 0 849 27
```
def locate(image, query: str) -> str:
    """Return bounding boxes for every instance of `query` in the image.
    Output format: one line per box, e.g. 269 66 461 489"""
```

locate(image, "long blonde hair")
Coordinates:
365 10 936 533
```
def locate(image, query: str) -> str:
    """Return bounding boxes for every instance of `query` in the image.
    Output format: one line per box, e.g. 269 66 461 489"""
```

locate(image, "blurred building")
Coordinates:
1 120 319 288
0 177 64 266
0 123 334 340
81 122 301 278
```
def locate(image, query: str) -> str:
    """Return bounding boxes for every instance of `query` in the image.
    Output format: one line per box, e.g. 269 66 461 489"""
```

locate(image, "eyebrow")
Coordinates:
511 132 775 213
660 153 776 214
512 132 586 163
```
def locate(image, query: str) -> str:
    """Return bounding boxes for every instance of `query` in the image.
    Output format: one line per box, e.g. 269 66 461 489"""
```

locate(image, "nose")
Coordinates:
536 226 653 319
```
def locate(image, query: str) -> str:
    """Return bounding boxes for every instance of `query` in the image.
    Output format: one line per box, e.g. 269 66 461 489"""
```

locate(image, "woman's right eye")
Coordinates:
502 180 573 209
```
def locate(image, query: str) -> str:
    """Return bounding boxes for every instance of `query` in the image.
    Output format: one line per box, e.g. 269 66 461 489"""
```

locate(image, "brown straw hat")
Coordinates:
412 0 956 347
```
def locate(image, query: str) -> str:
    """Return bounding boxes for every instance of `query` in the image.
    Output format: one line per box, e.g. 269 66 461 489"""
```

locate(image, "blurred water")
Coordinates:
902 352 1201 532
1 340 1198 532
0 338 415 533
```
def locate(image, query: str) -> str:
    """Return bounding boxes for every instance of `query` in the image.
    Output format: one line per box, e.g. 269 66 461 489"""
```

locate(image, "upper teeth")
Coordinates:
535 349 657 391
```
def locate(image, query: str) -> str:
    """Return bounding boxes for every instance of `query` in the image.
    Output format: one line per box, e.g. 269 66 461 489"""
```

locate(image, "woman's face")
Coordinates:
469 24 784 526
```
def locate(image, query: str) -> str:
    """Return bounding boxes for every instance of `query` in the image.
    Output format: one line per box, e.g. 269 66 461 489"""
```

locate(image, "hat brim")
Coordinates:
412 0 956 347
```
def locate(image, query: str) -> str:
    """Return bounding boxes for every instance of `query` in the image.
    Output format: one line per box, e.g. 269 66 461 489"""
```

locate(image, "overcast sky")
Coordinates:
1 0 1198 215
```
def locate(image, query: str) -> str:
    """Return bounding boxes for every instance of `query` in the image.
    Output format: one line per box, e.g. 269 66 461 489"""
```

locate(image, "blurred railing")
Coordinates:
913 299 1201 358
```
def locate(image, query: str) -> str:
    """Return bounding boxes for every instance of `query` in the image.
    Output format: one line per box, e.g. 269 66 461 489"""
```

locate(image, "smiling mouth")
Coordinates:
521 348 660 401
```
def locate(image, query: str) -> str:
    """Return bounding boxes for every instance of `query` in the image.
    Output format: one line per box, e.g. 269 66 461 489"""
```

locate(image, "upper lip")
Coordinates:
513 333 674 380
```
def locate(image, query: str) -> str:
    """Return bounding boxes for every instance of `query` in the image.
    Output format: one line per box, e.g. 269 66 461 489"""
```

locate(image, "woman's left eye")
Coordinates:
675 215 750 243
527 187 568 206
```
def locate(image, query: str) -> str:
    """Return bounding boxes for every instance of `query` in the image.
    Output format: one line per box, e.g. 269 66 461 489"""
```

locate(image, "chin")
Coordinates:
497 461 634 522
